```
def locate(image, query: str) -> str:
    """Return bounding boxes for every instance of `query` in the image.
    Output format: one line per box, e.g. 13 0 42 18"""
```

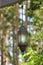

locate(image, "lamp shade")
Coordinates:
18 25 28 52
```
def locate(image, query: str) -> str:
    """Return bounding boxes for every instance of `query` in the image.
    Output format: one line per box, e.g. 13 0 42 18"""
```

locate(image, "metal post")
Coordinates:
12 24 15 65
15 3 19 65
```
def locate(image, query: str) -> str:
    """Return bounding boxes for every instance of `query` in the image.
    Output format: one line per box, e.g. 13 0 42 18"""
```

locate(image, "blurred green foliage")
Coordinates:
0 0 43 65
20 48 43 65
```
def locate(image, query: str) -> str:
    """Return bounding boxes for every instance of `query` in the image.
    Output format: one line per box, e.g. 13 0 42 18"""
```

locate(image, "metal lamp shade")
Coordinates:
18 26 28 52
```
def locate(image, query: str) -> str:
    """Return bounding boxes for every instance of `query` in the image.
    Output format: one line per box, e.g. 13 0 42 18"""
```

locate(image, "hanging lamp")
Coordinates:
18 1 28 52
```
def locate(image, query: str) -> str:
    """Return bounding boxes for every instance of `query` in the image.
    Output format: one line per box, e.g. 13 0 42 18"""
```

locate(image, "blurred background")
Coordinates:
0 0 43 65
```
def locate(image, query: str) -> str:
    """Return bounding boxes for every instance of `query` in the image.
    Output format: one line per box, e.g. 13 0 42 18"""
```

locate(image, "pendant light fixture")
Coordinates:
18 1 28 52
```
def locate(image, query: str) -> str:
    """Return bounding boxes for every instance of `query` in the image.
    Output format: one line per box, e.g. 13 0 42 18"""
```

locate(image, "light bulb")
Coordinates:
21 34 26 43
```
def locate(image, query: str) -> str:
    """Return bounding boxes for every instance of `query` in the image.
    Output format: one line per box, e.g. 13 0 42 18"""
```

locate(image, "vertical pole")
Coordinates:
26 0 28 28
12 24 15 65
1 9 4 65
15 3 19 65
